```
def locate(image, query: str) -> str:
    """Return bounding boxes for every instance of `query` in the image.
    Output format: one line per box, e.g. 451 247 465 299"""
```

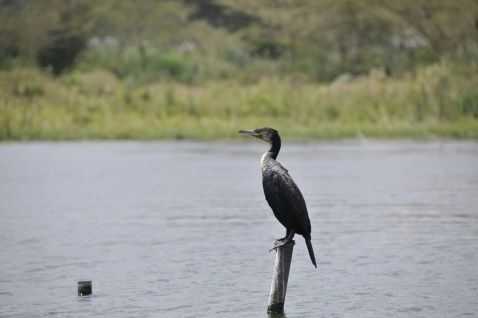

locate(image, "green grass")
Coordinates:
1 62 478 141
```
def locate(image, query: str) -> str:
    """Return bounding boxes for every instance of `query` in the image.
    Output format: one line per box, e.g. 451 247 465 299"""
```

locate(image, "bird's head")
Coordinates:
238 127 280 145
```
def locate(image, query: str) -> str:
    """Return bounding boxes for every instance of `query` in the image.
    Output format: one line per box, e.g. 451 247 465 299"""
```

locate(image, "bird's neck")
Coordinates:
268 137 281 159
261 137 281 167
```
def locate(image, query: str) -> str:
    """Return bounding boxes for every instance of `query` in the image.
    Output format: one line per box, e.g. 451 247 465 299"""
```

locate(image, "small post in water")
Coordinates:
78 280 92 296
267 240 295 314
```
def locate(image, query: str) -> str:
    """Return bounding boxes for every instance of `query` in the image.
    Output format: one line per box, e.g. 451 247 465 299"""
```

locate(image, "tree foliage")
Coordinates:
1 0 477 80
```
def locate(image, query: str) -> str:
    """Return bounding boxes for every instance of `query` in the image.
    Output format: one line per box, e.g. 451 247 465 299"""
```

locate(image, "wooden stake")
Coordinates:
78 281 92 296
267 240 294 314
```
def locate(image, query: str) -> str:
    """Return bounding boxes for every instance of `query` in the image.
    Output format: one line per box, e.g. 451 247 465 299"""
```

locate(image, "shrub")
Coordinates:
36 30 86 75
79 46 198 84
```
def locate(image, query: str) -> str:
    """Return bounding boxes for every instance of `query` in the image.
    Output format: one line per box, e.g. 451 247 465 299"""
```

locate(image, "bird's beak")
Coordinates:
238 130 259 138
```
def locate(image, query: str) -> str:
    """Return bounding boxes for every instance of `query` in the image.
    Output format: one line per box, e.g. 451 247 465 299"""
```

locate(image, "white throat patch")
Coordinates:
261 152 272 168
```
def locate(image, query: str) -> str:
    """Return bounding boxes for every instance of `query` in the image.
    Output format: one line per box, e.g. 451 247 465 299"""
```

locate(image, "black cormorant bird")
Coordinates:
239 127 317 268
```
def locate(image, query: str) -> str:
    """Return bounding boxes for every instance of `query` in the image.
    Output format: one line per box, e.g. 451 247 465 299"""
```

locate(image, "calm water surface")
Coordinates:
1 141 477 318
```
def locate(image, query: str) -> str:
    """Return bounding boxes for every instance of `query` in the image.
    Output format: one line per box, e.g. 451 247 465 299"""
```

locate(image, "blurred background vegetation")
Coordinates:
1 0 478 140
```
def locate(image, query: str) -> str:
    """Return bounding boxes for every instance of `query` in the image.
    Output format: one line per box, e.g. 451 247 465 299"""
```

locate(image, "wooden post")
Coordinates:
267 240 294 314
78 281 92 296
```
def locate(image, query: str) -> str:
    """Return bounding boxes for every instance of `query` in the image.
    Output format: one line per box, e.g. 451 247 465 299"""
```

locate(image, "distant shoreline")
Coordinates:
1 127 477 142
1 65 477 141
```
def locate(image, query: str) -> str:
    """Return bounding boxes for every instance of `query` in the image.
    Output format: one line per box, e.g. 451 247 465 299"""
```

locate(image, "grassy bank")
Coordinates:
1 62 478 140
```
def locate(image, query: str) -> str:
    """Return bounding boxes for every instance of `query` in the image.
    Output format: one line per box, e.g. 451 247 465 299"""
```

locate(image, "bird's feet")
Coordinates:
269 237 293 252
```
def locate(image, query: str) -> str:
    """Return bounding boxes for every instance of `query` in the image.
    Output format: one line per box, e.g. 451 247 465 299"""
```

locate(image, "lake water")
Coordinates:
1 140 477 318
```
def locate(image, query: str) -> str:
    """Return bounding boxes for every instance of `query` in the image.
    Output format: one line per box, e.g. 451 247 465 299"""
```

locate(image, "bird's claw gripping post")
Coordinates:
270 230 295 252
270 237 294 252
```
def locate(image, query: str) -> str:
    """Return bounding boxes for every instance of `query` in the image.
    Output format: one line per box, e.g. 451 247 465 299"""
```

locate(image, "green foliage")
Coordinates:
459 93 478 118
1 1 478 140
2 0 478 81
80 46 198 84
1 62 477 140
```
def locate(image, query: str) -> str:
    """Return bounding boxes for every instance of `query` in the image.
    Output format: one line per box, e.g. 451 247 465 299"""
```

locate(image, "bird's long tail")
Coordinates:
305 238 317 268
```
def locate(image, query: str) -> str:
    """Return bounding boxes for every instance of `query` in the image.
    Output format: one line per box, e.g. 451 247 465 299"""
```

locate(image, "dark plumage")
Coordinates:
239 127 317 268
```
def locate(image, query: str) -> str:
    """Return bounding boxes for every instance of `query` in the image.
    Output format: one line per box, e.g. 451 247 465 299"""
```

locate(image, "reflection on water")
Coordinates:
0 141 477 317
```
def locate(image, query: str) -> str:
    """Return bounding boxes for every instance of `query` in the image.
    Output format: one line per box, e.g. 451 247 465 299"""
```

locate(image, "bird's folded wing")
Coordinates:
268 166 311 235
